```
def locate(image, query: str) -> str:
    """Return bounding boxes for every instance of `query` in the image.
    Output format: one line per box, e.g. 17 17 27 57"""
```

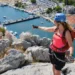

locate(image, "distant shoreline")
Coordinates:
8 4 54 23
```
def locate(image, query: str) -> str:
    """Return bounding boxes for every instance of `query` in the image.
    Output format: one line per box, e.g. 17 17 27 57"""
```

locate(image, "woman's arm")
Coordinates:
38 26 56 32
65 30 74 56
33 25 56 32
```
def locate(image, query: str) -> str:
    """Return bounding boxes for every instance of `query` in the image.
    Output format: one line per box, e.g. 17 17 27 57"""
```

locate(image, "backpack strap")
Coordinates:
54 27 58 32
63 29 73 40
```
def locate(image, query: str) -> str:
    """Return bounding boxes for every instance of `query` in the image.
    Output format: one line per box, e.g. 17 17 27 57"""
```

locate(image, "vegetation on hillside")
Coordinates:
46 8 53 14
46 5 62 14
53 6 62 12
31 0 36 4
15 1 27 8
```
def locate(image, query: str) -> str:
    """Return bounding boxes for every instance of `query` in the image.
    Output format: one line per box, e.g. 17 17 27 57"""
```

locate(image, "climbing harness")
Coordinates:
49 50 74 63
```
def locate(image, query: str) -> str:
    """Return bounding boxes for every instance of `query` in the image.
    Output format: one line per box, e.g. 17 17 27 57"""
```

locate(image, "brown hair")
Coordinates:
57 22 73 31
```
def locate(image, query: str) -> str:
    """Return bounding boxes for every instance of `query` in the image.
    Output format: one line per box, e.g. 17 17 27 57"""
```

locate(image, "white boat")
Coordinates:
3 16 7 19
13 32 17 36
10 31 13 34
41 22 44 24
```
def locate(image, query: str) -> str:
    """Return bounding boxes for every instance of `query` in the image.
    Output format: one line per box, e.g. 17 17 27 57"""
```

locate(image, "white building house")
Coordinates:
0 0 22 5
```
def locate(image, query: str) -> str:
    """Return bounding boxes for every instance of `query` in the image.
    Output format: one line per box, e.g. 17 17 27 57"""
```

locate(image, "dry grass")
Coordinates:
0 45 26 59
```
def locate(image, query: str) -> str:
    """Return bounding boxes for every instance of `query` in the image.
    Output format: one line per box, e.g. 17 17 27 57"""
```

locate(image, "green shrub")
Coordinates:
46 8 53 14
31 0 36 3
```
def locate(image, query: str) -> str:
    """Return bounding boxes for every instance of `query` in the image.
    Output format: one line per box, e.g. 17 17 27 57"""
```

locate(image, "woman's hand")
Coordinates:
65 50 74 63
68 55 74 63
32 25 38 29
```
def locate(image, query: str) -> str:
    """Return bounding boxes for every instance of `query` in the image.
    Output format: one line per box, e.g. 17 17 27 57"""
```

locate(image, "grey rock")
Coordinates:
22 40 31 49
11 39 23 48
1 63 53 75
26 46 50 62
40 37 51 48
0 49 26 73
32 35 41 45
19 32 32 40
25 52 33 63
0 39 10 52
62 63 75 75
25 39 37 46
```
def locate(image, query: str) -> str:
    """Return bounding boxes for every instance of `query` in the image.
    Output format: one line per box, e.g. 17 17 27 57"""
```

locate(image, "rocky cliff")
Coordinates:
0 32 75 75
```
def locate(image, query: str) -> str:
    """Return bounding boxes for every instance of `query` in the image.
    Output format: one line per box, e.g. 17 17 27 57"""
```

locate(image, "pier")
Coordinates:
3 15 40 25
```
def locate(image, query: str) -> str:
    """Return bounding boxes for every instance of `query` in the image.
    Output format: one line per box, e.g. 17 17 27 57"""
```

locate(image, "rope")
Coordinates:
49 51 74 63
49 51 66 63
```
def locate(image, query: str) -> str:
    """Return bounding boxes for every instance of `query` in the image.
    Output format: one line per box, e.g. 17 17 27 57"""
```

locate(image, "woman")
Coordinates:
32 13 74 75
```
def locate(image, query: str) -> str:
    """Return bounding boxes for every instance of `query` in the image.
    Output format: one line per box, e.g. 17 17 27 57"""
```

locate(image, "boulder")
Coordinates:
0 49 26 73
22 40 32 49
32 35 41 45
25 39 36 46
0 39 10 52
11 39 23 48
62 63 75 75
26 46 50 62
19 32 32 40
40 37 51 48
25 52 33 63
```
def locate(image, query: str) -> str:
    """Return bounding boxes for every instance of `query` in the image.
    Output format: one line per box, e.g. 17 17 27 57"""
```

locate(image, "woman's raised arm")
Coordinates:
32 25 56 32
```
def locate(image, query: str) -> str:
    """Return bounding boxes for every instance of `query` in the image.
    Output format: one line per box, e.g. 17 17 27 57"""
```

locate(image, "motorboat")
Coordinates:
13 32 17 36
41 22 44 24
3 16 7 19
10 31 13 34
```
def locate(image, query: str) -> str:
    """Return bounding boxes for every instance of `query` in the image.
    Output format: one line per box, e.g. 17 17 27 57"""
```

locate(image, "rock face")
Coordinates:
1 62 75 75
0 49 26 74
26 46 50 62
0 39 10 53
1 63 53 75
62 63 75 75
0 32 75 75
12 32 51 49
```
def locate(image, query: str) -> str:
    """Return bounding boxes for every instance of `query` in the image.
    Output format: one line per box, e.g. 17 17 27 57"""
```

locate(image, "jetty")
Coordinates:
3 15 40 25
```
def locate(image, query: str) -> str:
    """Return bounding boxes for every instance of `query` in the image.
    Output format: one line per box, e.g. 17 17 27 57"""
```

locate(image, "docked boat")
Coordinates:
10 31 13 34
3 16 7 19
13 32 17 36
41 22 44 24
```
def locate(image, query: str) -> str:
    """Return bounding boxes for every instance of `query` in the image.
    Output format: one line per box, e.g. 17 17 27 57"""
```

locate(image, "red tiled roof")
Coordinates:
67 15 75 25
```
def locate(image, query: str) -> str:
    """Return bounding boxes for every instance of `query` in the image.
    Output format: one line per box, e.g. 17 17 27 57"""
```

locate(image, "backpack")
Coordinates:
62 28 75 50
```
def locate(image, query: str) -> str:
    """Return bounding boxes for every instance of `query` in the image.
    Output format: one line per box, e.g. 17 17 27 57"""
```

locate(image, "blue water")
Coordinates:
0 6 30 23
6 17 54 38
0 5 75 57
0 6 54 38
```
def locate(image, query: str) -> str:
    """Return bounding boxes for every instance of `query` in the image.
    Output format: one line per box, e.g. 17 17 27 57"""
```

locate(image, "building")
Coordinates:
0 0 22 5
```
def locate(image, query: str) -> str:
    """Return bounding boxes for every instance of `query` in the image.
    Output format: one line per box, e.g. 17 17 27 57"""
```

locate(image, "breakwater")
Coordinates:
3 15 40 25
